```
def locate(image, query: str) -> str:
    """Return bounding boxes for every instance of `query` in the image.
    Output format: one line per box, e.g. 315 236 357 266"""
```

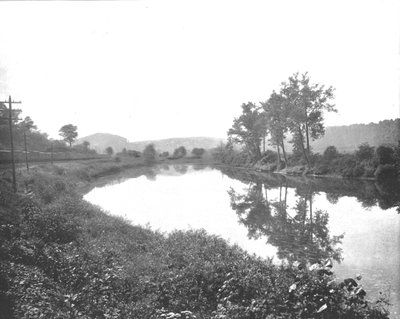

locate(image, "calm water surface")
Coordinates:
85 164 400 318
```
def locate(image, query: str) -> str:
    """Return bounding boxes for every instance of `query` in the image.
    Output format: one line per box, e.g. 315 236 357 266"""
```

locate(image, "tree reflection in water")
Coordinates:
228 181 344 265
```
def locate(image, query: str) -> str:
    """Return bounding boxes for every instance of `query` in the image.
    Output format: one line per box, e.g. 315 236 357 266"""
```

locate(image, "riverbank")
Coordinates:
0 158 390 318
229 161 385 182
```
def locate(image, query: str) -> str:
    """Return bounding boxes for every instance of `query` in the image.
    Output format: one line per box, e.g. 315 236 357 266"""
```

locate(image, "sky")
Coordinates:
0 0 399 142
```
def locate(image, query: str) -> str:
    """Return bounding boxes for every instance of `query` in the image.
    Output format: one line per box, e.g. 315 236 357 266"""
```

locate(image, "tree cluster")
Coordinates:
228 72 336 168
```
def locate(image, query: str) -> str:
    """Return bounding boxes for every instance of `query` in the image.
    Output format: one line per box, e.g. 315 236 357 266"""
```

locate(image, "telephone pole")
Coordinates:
1 96 22 193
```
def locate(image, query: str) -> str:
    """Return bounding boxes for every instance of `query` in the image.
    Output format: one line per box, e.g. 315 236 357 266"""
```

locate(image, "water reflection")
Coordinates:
85 164 400 318
228 181 344 265
219 166 400 213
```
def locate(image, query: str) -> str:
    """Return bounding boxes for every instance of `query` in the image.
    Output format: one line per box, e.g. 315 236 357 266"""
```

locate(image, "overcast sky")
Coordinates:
0 0 399 141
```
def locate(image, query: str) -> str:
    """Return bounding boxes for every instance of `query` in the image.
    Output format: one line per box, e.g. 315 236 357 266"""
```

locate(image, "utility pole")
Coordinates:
1 96 22 193
23 130 29 172
51 141 54 164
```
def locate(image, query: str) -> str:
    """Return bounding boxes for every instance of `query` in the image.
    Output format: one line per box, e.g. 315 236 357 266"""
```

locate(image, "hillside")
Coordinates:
128 137 225 153
77 134 225 154
78 119 399 155
310 119 400 153
76 133 129 153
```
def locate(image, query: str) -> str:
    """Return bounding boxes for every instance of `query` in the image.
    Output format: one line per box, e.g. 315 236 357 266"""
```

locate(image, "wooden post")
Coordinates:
1 96 22 193
24 130 29 171
8 96 17 192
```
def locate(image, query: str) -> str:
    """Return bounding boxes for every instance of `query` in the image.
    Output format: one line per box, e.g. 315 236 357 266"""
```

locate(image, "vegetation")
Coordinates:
143 143 157 164
59 124 78 147
191 148 205 158
311 119 400 153
171 146 187 159
0 161 390 318
227 73 336 168
220 72 399 180
105 146 114 156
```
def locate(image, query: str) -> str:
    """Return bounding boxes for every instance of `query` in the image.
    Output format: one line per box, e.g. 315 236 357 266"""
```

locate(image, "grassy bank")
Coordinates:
0 158 390 318
214 143 400 182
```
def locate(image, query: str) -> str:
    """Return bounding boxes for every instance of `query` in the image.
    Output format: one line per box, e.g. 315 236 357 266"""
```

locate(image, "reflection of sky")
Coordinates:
85 165 400 318
85 166 278 258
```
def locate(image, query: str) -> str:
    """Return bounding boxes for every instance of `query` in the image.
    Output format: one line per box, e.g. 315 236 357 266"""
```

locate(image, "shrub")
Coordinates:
105 146 114 156
260 150 277 164
352 164 365 178
191 148 205 158
173 146 187 159
323 146 339 161
143 144 157 164
376 145 396 165
375 164 398 180
356 143 375 162
314 164 330 175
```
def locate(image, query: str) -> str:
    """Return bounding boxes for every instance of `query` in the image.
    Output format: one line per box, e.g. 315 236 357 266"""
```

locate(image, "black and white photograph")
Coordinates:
0 0 399 318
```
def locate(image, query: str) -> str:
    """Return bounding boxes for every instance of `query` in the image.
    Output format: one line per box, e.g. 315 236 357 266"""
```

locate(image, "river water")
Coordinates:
84 164 400 318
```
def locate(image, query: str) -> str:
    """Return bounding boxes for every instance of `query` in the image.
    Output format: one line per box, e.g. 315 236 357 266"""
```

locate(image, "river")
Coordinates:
84 164 400 318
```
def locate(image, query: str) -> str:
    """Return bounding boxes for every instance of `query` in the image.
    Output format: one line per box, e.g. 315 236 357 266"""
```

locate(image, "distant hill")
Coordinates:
76 133 129 154
77 134 225 154
310 119 400 153
78 119 399 155
128 137 225 153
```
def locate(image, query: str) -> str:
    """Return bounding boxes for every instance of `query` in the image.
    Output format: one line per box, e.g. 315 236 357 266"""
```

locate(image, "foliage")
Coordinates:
375 164 397 181
376 145 396 165
105 146 114 156
191 147 205 158
280 72 336 166
0 163 391 318
355 143 375 162
143 143 157 164
323 146 339 161
59 124 78 147
228 102 265 160
172 146 187 159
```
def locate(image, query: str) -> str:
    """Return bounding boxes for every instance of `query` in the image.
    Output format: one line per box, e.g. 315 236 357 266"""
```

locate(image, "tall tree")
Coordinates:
105 146 114 156
262 91 290 168
59 124 78 147
0 103 22 148
228 102 266 161
143 143 157 164
280 73 336 167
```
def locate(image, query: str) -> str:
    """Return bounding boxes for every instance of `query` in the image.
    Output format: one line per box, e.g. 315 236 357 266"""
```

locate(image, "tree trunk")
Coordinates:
281 140 288 168
298 127 310 168
304 106 311 158
263 133 266 153
309 191 313 243
276 144 281 170
264 184 269 203
284 181 288 206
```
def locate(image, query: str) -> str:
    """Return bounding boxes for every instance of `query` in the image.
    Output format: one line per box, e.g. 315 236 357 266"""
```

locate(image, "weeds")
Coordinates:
0 161 391 318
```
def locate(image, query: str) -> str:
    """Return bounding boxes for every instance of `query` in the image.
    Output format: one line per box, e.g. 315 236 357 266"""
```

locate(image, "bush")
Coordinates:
314 164 330 175
143 144 157 164
260 150 277 164
323 146 339 161
356 143 375 162
375 164 398 180
173 146 187 159
191 148 205 158
376 145 396 165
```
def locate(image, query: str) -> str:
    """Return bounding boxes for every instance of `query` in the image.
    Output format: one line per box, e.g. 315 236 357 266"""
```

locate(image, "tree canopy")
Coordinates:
59 124 78 147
